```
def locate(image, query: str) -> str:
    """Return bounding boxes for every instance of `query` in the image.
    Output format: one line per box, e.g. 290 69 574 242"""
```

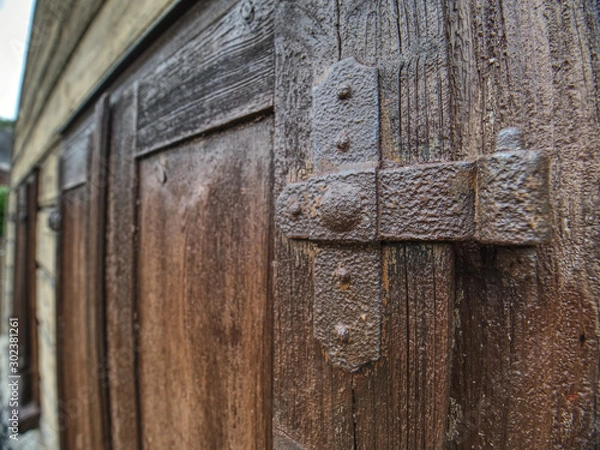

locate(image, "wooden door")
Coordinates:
104 1 274 449
57 0 599 449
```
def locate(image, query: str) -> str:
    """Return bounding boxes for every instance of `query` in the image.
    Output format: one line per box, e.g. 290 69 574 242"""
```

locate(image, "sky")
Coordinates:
0 0 36 120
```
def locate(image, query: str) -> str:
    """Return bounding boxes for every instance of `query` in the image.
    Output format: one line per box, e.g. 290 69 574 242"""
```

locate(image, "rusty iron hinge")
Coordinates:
276 58 551 371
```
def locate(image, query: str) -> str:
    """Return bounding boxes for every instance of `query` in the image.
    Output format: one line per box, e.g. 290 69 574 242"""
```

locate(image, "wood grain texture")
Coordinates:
61 120 92 191
446 0 600 447
85 94 111 449
136 0 275 152
136 117 273 449
58 186 98 450
339 0 455 445
105 85 140 450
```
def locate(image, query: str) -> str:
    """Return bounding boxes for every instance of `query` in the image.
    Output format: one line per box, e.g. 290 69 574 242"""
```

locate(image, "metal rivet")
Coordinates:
335 267 352 283
289 201 302 217
319 183 362 232
337 83 352 100
335 131 350 152
48 211 61 232
335 324 350 343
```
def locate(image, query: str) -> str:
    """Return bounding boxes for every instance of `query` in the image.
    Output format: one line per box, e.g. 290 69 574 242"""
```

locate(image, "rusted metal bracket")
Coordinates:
276 58 551 371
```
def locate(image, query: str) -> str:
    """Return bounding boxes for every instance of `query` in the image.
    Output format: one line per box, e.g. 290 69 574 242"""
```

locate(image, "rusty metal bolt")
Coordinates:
335 267 352 283
337 83 352 100
319 183 362 232
289 201 302 217
335 131 350 152
335 324 350 343
48 211 61 232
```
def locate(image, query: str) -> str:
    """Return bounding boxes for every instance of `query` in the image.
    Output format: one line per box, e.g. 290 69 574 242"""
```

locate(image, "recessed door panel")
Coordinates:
136 117 272 449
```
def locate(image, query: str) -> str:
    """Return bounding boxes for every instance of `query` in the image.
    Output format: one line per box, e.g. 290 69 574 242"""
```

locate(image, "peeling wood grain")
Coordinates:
136 0 275 152
61 118 93 192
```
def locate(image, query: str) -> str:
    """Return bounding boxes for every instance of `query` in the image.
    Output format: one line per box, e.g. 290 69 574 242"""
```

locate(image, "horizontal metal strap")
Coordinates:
277 150 550 246
378 161 476 241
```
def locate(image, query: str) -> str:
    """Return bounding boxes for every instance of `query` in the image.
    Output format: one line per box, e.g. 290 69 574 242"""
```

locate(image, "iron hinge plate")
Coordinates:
277 59 551 371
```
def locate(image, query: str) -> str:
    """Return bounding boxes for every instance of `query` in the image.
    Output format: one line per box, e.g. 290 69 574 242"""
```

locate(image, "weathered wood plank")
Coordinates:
85 94 111 449
446 0 600 447
57 97 110 450
105 85 140 450
334 2 455 448
275 1 455 448
136 0 275 153
57 185 91 450
61 119 92 191
136 117 273 449
273 2 358 449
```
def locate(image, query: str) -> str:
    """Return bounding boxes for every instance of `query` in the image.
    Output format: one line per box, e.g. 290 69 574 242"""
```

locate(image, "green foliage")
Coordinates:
0 186 9 238
0 119 14 131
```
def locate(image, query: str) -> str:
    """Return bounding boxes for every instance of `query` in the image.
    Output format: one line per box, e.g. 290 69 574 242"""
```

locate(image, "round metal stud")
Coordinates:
335 324 350 343
335 267 351 283
319 183 362 232
337 83 352 100
335 131 350 152
48 211 61 232
289 201 302 217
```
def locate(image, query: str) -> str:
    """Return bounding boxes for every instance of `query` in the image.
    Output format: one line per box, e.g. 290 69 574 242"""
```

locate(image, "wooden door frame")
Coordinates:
56 95 111 449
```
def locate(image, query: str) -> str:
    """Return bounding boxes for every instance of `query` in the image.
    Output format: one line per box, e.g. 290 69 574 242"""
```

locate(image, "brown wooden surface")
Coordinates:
105 85 140 450
275 0 600 449
86 94 112 449
51 0 600 448
102 2 277 448
58 100 110 450
58 185 95 450
135 117 273 449
136 0 274 152
12 173 41 430
446 0 600 447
